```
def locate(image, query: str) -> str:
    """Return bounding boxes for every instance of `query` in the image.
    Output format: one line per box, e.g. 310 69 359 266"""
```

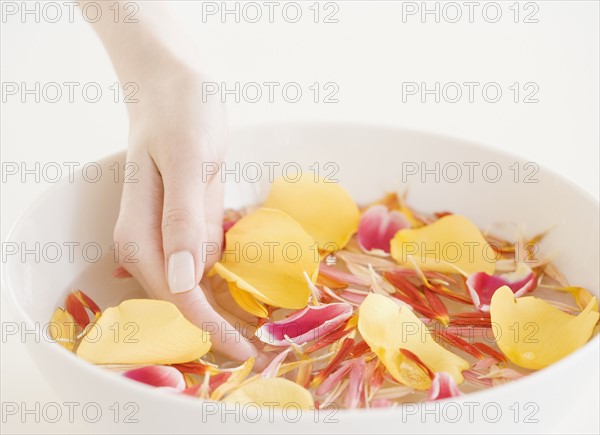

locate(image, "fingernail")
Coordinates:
168 251 196 294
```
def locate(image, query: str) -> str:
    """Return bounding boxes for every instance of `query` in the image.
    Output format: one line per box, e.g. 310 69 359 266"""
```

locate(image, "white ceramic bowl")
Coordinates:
3 123 599 433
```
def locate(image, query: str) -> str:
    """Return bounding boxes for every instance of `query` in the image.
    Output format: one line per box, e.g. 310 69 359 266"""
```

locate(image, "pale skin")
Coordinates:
81 1 266 366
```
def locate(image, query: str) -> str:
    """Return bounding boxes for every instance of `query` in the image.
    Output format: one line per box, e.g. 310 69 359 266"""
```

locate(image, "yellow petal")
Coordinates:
358 294 469 390
224 377 314 409
390 214 495 275
264 174 360 250
210 208 319 313
76 299 211 365
551 286 599 312
490 286 599 370
229 283 269 318
49 307 77 352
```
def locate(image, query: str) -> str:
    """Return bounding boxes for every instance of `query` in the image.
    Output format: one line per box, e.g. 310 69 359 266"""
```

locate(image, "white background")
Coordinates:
1 1 599 433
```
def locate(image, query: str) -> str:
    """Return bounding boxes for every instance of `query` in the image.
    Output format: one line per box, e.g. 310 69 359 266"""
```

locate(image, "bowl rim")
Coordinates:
2 122 599 418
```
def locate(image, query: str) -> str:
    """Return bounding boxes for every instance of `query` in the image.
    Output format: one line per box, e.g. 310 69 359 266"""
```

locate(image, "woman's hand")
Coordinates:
80 1 264 365
113 66 262 364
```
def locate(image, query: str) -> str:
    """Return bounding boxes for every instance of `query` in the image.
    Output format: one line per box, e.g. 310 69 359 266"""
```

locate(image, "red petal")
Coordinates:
399 348 434 380
124 366 186 391
170 361 212 375
66 292 90 329
315 360 354 396
357 205 409 254
209 372 232 392
77 290 101 315
434 330 485 360
304 322 352 354
313 338 355 387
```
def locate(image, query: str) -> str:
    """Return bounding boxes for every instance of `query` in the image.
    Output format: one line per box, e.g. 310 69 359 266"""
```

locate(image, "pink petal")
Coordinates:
260 349 291 378
339 290 369 304
466 263 536 311
371 399 395 408
472 356 499 371
357 205 409 254
255 303 353 346
123 366 186 391
462 370 493 387
316 360 354 396
319 265 370 287
344 358 367 409
427 372 462 401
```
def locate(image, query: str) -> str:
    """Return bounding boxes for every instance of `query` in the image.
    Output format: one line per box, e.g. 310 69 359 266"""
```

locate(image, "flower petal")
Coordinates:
390 215 495 275
228 283 269 318
264 174 360 250
261 349 292 378
76 299 211 365
490 286 599 369
123 366 186 391
467 263 535 311
211 358 255 401
49 307 76 351
256 303 353 346
357 205 409 255
209 208 319 316
427 372 462 401
224 377 314 409
344 358 367 409
358 294 469 390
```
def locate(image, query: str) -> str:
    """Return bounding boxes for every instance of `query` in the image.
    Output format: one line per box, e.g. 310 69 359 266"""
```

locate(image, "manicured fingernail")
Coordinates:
168 251 196 294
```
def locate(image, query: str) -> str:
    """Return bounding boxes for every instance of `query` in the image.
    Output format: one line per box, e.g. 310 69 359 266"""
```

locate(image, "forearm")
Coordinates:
80 1 199 84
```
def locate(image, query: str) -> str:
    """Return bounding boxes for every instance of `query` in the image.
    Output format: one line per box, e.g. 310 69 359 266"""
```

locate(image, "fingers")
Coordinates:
171 286 260 363
114 149 260 363
159 147 223 294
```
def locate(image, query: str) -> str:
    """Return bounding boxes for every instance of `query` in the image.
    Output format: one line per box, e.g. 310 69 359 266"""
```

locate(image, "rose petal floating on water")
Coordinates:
264 174 360 251
427 372 462 401
49 307 77 351
123 366 186 391
210 208 319 317
390 215 495 275
224 377 314 409
467 263 535 311
357 205 410 255
358 294 469 390
490 286 599 370
256 303 353 346
76 300 211 365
